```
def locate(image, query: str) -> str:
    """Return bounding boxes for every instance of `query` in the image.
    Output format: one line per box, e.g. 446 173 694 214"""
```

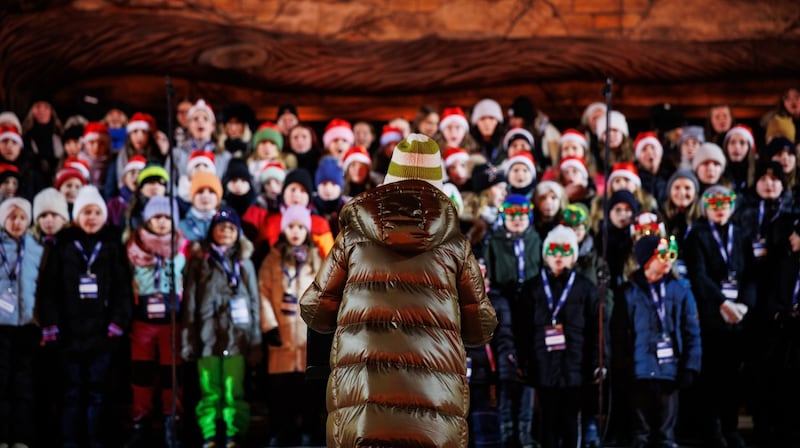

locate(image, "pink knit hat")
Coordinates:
280 205 311 232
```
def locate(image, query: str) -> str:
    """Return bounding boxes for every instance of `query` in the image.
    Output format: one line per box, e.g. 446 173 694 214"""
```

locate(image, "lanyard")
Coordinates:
542 270 576 325
793 269 800 307
154 255 163 290
709 222 733 266
74 241 103 274
211 245 241 289
757 200 780 240
513 239 525 283
648 281 668 335
0 237 24 282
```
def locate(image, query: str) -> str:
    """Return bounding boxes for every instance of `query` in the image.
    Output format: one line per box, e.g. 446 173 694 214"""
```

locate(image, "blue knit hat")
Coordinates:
209 206 241 240
143 195 179 224
315 156 344 189
500 194 533 222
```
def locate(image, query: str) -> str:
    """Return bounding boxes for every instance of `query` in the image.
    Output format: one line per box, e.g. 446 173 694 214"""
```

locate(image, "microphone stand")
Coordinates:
165 75 179 448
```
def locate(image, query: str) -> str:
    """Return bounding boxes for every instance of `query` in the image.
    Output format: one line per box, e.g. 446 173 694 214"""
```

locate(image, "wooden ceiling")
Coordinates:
2 0 799 124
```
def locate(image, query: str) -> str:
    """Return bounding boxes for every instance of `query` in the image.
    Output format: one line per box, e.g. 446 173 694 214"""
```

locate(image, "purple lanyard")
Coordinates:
757 200 780 240
513 239 525 283
74 241 102 274
211 245 241 289
709 222 733 266
153 255 163 291
0 237 24 282
792 269 800 307
542 270 576 325
648 281 668 335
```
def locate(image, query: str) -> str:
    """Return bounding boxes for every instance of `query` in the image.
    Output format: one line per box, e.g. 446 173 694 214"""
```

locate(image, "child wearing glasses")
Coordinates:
517 225 601 448
621 235 702 448
684 185 756 448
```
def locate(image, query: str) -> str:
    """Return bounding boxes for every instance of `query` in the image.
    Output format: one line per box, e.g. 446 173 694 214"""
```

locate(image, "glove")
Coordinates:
42 325 59 344
247 345 263 367
107 322 124 338
720 301 743 324
265 328 282 347
733 303 749 318
593 367 607 384
678 369 696 390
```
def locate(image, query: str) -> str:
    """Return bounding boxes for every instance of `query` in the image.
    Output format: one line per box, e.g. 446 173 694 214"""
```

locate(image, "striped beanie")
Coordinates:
382 133 443 189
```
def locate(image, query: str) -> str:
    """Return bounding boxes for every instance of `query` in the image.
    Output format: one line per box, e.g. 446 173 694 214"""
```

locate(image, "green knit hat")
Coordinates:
252 122 284 149
382 133 443 189
137 164 169 186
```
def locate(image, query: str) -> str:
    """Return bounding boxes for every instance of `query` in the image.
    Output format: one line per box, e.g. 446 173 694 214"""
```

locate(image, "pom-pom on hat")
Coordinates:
503 127 535 151
280 204 312 232
126 112 155 133
252 121 284 150
0 125 23 147
33 188 69 223
595 110 629 137
508 151 536 176
439 107 469 133
82 122 109 143
559 156 588 180
634 234 662 268
260 161 287 185
608 162 641 188
123 155 147 175
723 124 755 151
71 185 107 223
143 195 179 223
341 146 372 173
542 224 579 263
209 206 241 237
559 128 588 150
470 99 504 125
322 118 355 149
692 143 727 172
443 147 470 169
314 156 344 189
379 125 404 147
634 131 663 160
607 189 639 215
188 99 215 124
0 197 31 227
137 164 169 186
187 151 216 174
382 133 444 189
471 163 506 193
190 172 223 200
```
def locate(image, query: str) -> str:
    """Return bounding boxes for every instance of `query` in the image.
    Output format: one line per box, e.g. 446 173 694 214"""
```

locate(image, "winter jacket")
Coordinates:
178 208 214 242
484 226 542 298
621 270 702 381
181 238 261 360
126 227 187 323
0 232 43 327
516 268 601 388
466 289 517 385
300 180 498 448
259 243 322 374
169 140 231 179
37 226 133 354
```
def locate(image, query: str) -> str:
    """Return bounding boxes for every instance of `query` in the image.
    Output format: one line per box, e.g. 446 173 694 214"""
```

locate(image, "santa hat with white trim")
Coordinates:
595 110 629 137
581 102 607 127
559 128 588 150
341 146 372 173
470 99 504 125
723 124 755 150
443 147 470 169
559 156 588 180
607 161 641 188
124 155 147 176
322 118 355 149
382 133 444 189
188 99 215 124
126 112 154 133
379 125 404 147
259 161 287 185
503 127 535 151
187 151 216 174
81 122 109 143
634 131 663 160
65 156 90 181
439 107 469 133
507 151 536 177
0 125 23 148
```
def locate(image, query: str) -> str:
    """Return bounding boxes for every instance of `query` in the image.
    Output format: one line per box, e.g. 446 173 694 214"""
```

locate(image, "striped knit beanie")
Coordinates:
382 133 444 189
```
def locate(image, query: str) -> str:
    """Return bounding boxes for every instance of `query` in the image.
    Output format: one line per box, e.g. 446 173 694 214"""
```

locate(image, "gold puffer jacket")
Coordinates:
300 180 498 448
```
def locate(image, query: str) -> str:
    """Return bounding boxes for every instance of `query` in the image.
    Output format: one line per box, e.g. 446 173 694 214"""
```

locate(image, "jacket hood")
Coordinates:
340 180 461 253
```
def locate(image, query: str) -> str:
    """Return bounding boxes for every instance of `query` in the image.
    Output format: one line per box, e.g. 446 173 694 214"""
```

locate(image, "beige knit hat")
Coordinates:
382 133 444 189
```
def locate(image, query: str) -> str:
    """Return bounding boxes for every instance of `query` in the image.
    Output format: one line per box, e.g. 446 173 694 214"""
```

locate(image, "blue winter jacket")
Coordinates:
0 232 44 327
622 270 702 381
179 209 213 242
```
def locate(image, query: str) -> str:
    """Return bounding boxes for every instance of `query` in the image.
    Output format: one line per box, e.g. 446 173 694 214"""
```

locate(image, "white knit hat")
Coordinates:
71 185 107 223
0 112 22 133
542 224 579 263
382 133 444 189
188 99 215 124
33 188 69 222
0 197 31 228
470 99 504 125
692 142 727 172
595 110 629 137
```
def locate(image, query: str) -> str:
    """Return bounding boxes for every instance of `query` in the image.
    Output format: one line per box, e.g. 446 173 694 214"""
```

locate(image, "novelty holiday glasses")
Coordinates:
655 236 679 262
561 205 588 227
545 242 574 257
703 191 736 210
501 205 531 217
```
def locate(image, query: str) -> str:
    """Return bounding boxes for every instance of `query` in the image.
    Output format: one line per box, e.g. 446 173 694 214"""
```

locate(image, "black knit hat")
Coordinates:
276 104 298 120
63 125 84 142
282 168 314 198
606 190 639 216
634 234 661 267
754 160 785 186
222 157 252 185
472 163 507 193
763 137 795 161
508 96 535 124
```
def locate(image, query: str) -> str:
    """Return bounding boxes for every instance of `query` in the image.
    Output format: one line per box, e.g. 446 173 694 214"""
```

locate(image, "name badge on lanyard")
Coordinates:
0 288 16 315
657 336 675 364
79 274 99 300
542 271 575 352
650 282 674 364
230 297 250 325
146 294 167 319
545 324 567 352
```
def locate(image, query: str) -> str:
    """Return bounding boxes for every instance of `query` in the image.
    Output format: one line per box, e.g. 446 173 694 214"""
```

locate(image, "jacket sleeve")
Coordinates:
300 233 348 334
109 242 133 330
36 243 63 328
680 283 703 373
243 259 262 346
458 239 498 347
258 254 279 333
584 278 604 377
181 254 201 360
684 228 726 322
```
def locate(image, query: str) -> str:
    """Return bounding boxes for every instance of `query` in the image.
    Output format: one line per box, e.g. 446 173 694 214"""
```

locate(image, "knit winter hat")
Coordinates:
559 128 588 150
82 122 109 143
534 180 565 202
441 183 464 215
439 107 469 133
63 125 84 142
503 127 535 151
763 137 795 161
33 187 69 222
723 124 755 151
542 224 579 263
222 157 252 184
508 96 536 124
71 185 107 223
500 194 533 222
559 156 588 180
631 212 666 240
595 110 629 137
692 143 727 172
0 112 22 133
508 151 536 177
209 206 241 237
0 125 23 147
190 171 223 200
581 102 606 127
276 104 298 121
679 126 705 145
634 131 663 160
260 161 287 185
382 133 444 189
143 195 179 223
634 234 662 268
379 125 404 147
280 204 312 232
666 169 700 196
0 164 20 184
188 99 215 125
562 203 589 227
470 99 504 125
315 156 344 189
126 112 155 133
252 121 284 150
0 197 31 228
137 164 169 187
754 160 785 186
322 118 355 149
608 162 641 188
282 168 314 197
471 163 506 193
443 147 470 169
123 155 147 176
606 189 639 215
187 151 216 174
342 146 372 173
701 185 737 216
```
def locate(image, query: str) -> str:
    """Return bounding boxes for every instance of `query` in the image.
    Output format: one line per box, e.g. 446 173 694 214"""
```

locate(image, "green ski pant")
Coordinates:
196 355 250 439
